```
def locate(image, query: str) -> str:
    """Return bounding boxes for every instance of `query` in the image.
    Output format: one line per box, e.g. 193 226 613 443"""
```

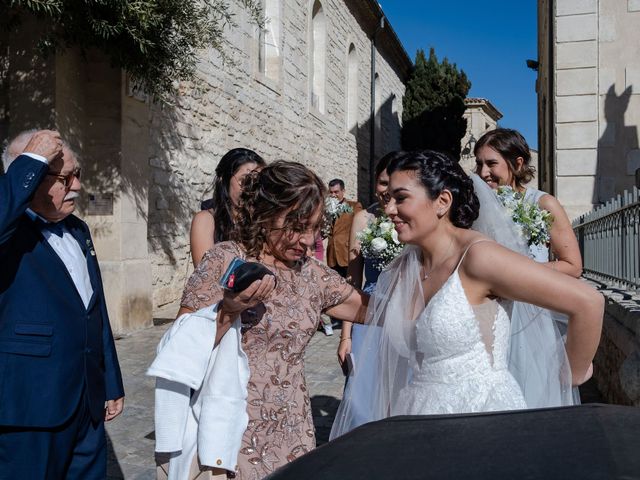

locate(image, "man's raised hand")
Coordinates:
22 130 63 163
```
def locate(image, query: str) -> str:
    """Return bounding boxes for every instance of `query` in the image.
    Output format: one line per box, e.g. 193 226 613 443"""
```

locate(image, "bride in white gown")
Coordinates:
330 150 603 438
392 241 527 415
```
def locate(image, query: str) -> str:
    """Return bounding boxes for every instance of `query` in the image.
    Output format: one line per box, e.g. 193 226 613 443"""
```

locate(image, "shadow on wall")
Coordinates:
0 25 56 172
146 99 198 268
594 85 639 204
351 94 401 206
343 0 404 207
1 37 195 277
76 53 194 271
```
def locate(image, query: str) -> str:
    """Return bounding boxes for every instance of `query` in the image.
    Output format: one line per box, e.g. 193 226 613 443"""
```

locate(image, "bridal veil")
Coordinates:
330 175 574 440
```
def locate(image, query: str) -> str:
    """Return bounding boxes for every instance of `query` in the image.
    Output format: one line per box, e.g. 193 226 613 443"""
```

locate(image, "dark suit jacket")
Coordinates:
0 155 124 428
326 199 362 268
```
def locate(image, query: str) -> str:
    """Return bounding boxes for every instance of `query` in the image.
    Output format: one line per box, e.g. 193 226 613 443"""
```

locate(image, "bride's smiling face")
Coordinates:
385 169 442 244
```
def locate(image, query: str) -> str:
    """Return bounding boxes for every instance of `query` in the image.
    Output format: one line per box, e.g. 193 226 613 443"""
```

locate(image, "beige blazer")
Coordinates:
326 199 362 268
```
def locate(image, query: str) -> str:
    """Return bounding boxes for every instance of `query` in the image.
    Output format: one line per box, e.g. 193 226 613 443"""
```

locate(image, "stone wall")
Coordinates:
0 16 56 143
1 32 155 332
0 2 408 329
148 0 407 314
538 0 640 220
586 279 640 406
459 98 502 174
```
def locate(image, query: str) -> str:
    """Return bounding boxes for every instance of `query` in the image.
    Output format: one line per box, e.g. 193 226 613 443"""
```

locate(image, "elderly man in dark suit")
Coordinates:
0 130 125 478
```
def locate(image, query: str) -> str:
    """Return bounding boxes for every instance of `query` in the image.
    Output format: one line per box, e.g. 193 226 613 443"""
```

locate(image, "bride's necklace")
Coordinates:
421 237 455 280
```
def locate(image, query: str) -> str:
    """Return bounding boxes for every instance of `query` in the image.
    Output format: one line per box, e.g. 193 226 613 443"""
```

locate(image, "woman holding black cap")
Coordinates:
178 161 367 479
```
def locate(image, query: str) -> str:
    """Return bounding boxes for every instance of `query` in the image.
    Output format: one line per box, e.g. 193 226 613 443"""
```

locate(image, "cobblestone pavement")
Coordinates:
106 320 603 479
106 321 344 479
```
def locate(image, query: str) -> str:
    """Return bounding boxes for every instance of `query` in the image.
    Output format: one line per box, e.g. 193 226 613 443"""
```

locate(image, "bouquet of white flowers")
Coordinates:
356 215 404 271
321 196 353 237
496 186 554 247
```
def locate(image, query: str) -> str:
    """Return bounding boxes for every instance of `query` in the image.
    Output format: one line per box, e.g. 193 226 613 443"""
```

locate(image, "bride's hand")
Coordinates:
337 338 351 365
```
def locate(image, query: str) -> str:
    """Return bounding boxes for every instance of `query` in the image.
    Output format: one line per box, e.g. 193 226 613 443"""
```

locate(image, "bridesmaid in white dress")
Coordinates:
330 150 603 438
474 128 582 276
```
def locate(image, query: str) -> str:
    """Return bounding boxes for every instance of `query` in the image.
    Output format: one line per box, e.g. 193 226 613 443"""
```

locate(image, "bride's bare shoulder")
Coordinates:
459 230 494 250
459 234 522 275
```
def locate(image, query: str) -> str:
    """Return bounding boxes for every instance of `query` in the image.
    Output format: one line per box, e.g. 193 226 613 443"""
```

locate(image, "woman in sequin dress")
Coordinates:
177 161 367 479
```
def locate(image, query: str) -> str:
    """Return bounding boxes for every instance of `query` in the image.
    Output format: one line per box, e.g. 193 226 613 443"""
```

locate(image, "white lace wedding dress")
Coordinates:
329 176 574 441
393 261 527 416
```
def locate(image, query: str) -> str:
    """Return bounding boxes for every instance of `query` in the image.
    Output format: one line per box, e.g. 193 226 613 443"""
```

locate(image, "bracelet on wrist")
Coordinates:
339 337 351 342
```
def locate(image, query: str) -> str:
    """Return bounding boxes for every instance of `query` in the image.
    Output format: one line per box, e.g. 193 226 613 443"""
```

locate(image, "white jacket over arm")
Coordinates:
148 304 250 479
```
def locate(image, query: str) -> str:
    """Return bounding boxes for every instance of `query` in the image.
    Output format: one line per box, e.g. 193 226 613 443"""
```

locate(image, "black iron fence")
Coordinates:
573 187 640 290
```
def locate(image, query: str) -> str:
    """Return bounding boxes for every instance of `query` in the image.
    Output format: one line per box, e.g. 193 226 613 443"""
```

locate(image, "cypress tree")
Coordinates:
402 48 471 160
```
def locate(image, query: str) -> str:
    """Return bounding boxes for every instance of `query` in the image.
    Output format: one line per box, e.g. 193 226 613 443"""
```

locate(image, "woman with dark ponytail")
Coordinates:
331 150 603 438
190 148 266 266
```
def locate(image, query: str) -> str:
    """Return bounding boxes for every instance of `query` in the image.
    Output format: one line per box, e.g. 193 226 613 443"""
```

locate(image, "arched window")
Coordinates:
346 43 358 132
391 93 400 124
310 0 326 113
259 0 281 82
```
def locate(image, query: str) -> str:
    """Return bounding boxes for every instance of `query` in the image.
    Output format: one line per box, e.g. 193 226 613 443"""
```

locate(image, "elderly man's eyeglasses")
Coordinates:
47 168 81 188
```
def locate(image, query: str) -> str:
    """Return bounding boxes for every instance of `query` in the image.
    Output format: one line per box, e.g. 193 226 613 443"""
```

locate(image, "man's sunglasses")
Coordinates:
47 168 81 188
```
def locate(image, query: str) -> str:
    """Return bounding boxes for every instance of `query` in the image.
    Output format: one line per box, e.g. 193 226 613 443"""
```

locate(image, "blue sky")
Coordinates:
381 1 539 147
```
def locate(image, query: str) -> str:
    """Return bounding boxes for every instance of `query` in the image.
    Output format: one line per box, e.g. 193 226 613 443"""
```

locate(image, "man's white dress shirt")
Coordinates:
23 152 93 308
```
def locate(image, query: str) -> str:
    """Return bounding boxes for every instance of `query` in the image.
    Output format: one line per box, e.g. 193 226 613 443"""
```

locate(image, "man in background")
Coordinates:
322 179 362 335
326 178 362 278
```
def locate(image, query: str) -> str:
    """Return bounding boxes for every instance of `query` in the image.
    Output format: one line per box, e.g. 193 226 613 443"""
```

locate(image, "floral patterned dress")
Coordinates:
181 241 353 479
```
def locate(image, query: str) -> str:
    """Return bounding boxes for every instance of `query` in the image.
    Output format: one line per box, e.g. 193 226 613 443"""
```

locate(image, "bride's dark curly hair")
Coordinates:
387 150 480 228
235 161 326 258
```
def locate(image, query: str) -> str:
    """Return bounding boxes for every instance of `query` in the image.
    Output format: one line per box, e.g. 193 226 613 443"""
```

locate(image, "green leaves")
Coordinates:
10 0 63 16
496 186 553 247
1 0 263 102
402 47 471 159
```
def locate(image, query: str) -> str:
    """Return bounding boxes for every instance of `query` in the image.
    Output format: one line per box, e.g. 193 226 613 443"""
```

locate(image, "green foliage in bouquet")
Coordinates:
356 215 404 271
496 186 554 247
321 196 353 238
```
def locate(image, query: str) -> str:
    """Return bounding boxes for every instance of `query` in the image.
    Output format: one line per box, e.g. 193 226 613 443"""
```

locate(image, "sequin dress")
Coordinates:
181 242 353 479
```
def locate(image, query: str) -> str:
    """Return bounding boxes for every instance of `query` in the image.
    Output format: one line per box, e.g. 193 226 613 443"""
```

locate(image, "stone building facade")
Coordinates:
459 98 538 186
537 0 640 219
459 98 503 173
0 1 411 332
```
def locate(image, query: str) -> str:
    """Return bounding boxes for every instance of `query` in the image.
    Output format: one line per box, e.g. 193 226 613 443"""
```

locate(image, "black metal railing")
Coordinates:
573 187 640 290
